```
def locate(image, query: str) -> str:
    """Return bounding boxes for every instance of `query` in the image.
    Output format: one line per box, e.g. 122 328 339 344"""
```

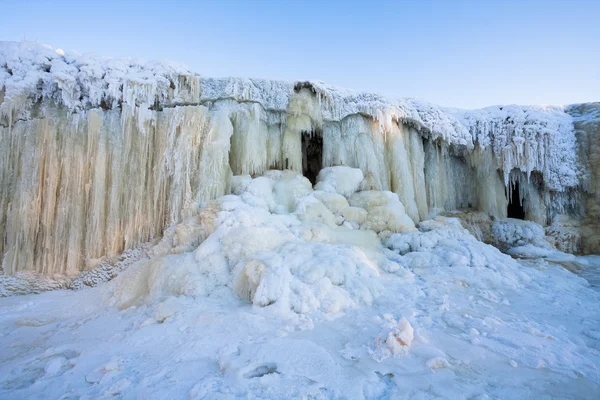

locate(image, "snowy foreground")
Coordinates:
1 167 599 399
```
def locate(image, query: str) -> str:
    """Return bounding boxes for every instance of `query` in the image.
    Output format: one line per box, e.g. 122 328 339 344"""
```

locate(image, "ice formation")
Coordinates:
1 41 596 282
1 39 600 399
103 167 410 314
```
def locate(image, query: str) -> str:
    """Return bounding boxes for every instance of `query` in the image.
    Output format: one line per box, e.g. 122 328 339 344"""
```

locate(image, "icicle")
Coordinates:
230 103 268 175
282 89 322 173
408 128 428 221
386 124 419 222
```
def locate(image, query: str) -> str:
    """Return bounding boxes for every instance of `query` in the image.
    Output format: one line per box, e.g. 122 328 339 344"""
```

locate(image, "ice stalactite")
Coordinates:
407 128 428 221
322 121 348 169
344 115 389 193
230 103 268 176
451 105 579 192
282 89 322 173
467 147 508 220
424 141 457 214
266 113 284 170
1 111 92 276
387 124 419 222
424 141 443 213
190 109 234 208
0 105 233 276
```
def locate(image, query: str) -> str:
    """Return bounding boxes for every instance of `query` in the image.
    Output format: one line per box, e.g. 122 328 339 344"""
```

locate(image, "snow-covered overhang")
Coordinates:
0 41 584 191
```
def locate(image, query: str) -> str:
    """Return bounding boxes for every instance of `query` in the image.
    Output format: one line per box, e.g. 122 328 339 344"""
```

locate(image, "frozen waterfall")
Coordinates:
0 41 596 280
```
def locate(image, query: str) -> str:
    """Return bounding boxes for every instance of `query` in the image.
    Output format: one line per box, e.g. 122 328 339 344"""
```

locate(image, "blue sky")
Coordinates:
1 0 598 108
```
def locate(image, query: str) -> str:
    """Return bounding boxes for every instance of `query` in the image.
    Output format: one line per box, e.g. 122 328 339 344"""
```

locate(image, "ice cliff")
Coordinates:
0 41 596 280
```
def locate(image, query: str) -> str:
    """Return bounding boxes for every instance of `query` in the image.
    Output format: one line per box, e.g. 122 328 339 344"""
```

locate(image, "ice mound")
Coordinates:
348 191 417 233
386 217 471 256
492 218 552 252
104 168 414 314
314 166 364 198
433 213 587 274
486 218 586 271
384 216 532 291
233 241 383 313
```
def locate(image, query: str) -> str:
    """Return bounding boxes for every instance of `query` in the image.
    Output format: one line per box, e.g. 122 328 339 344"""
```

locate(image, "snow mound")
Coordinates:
104 171 412 314
492 218 552 252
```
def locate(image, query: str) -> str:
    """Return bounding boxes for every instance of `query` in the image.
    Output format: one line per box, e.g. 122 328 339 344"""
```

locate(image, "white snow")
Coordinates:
1 169 599 398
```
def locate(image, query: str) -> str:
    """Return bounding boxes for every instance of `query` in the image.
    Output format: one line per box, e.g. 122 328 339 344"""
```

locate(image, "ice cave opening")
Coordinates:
301 131 323 184
507 181 526 220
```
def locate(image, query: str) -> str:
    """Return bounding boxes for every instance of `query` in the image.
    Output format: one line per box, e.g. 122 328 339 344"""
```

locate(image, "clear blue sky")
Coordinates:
1 0 598 108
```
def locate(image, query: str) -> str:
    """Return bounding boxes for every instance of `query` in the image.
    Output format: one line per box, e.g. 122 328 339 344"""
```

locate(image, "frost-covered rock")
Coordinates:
441 210 495 244
492 218 552 252
371 315 415 361
0 272 66 297
545 215 582 254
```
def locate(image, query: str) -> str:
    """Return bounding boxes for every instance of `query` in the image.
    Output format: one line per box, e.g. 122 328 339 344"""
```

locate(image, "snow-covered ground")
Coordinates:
1 168 599 399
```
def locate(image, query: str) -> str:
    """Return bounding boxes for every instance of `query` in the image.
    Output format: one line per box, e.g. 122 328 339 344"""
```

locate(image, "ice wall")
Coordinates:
0 41 591 276
0 105 233 276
